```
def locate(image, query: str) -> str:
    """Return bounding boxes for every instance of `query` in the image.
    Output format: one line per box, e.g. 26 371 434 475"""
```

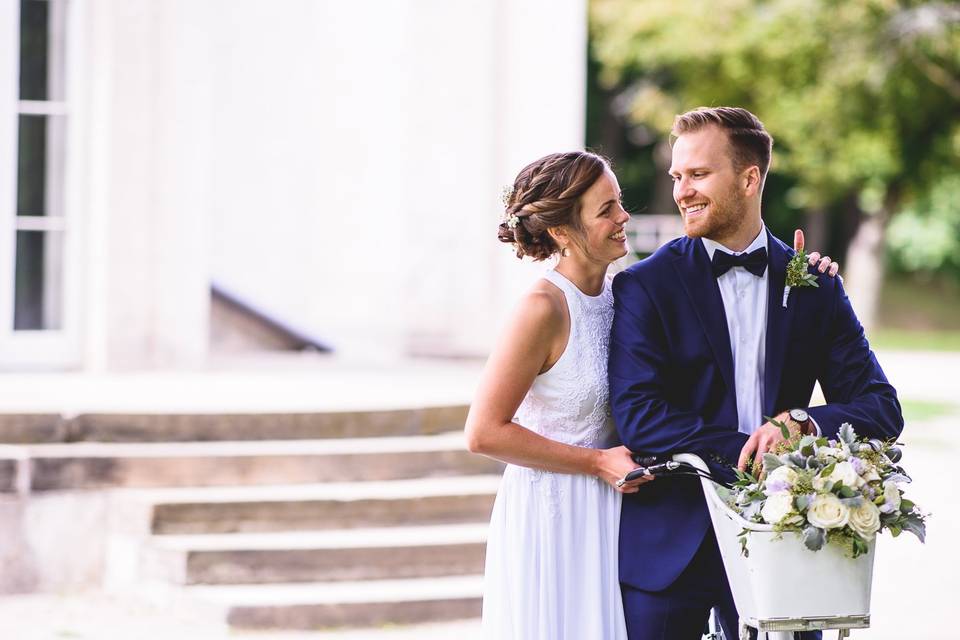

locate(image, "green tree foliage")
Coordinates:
590 0 960 263
888 175 960 275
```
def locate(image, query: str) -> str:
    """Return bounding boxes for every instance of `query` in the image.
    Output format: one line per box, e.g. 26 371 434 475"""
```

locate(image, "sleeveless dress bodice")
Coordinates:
514 269 618 449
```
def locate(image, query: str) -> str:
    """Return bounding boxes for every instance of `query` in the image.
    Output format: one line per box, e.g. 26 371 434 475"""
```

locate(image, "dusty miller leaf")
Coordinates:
839 423 856 445
802 526 826 551
762 453 783 472
902 516 926 543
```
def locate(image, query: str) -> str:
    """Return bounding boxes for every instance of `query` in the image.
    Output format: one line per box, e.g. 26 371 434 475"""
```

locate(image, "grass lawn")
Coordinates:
899 399 957 423
872 329 960 352
874 274 960 352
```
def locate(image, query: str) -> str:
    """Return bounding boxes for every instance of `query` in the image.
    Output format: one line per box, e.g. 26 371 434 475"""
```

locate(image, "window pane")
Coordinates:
17 114 45 216
19 0 49 101
14 230 64 330
17 114 65 217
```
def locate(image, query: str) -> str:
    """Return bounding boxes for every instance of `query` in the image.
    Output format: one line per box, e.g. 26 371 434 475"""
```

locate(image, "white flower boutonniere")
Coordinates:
782 249 819 308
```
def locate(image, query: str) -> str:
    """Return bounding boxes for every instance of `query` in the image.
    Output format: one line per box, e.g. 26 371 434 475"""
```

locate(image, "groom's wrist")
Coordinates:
788 408 814 435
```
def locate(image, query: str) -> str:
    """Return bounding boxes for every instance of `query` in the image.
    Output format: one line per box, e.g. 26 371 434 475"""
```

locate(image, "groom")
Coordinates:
608 107 903 639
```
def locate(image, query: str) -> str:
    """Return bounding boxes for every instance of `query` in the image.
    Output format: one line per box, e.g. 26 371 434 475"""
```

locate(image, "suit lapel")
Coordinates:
672 239 736 397
763 230 796 416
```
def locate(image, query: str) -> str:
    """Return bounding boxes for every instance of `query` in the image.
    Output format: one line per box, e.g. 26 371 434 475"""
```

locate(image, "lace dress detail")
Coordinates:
481 268 627 640
514 270 616 449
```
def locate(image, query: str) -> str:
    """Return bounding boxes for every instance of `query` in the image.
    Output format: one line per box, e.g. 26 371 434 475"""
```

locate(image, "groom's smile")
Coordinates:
682 202 708 218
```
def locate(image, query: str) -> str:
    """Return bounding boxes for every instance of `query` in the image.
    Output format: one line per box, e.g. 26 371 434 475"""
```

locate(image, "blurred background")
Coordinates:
589 0 960 350
1 0 958 369
0 0 957 638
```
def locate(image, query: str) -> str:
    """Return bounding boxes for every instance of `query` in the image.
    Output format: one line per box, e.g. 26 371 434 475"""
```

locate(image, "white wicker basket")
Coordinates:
674 454 875 635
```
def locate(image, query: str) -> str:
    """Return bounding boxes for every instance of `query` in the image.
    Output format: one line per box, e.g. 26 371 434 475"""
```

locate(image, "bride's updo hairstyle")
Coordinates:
498 151 610 261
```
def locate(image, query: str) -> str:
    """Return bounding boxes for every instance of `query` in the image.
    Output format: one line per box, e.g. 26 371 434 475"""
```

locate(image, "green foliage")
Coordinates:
851 536 871 558
589 0 960 271
767 415 791 439
802 525 826 551
786 250 820 288
887 175 960 275
762 452 783 471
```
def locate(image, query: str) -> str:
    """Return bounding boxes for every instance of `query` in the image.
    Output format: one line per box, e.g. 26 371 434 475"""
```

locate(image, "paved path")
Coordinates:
0 349 952 414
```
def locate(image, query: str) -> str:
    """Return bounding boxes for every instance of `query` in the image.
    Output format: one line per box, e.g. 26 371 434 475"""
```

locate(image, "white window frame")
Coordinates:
0 0 81 369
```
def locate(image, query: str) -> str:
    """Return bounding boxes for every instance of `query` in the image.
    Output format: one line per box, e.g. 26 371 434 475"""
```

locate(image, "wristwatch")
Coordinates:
788 408 813 435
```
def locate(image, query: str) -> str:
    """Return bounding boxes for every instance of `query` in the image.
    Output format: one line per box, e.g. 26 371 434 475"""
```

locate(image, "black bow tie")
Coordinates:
711 247 768 278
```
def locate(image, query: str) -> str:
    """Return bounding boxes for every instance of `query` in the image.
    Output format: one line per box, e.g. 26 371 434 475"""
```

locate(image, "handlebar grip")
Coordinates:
622 462 674 483
630 454 660 467
621 467 650 483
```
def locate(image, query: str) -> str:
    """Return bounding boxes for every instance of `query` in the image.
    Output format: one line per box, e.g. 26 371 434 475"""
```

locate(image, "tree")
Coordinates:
590 0 960 328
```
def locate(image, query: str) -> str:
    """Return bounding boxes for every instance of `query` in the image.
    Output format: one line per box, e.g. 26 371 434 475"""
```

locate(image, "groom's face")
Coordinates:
669 126 746 243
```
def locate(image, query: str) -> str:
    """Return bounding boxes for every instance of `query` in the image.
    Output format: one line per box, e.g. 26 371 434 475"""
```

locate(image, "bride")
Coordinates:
466 150 646 639
465 150 837 639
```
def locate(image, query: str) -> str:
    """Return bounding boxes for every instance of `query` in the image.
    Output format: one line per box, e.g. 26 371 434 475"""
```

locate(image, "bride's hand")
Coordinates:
794 229 839 277
595 446 654 494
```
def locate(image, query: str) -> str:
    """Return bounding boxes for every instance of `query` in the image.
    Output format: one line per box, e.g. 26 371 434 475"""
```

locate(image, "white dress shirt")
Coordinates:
702 230 768 436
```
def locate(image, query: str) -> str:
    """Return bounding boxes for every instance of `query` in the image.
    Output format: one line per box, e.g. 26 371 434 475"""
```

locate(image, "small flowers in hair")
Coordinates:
505 213 521 229
501 184 515 207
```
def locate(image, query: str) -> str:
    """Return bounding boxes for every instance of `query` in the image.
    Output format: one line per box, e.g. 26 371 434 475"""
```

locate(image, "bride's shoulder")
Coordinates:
522 278 567 321
494 282 568 359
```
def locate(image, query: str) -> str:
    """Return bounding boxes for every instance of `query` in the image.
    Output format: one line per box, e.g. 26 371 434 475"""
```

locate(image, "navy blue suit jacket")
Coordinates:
609 230 903 591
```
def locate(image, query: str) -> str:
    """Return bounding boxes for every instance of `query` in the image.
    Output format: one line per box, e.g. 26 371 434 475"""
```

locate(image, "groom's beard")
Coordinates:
682 186 745 242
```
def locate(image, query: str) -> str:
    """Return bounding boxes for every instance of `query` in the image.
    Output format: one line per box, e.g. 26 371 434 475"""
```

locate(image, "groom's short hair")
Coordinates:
671 107 773 184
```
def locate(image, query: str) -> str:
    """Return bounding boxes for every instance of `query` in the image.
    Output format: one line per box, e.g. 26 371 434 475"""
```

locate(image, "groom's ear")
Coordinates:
742 166 762 197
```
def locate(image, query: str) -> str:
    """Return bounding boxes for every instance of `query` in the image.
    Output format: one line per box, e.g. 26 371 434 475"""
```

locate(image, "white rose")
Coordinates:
760 492 796 524
880 481 902 513
833 461 864 488
861 464 881 483
817 446 846 461
807 493 850 529
848 500 881 540
814 460 862 490
766 465 800 495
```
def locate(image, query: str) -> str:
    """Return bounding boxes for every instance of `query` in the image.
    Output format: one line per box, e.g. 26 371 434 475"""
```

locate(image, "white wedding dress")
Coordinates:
481 268 628 639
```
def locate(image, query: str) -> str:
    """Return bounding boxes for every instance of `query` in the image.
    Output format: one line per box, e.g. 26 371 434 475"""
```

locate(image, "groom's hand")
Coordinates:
737 411 799 472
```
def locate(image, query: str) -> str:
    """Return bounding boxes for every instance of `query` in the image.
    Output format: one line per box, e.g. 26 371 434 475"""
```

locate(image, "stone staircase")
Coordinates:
0 407 501 631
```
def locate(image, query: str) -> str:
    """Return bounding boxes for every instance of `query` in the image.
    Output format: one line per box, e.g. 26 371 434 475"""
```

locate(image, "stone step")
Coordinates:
0 406 468 444
0 446 21 493
183 574 484 630
7 433 502 492
129 475 501 534
144 523 488 585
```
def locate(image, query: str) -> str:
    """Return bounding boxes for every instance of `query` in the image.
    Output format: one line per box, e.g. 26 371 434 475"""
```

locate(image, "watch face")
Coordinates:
790 408 809 423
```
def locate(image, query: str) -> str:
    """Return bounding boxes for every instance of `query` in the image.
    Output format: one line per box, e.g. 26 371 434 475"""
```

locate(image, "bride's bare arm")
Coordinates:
465 287 649 492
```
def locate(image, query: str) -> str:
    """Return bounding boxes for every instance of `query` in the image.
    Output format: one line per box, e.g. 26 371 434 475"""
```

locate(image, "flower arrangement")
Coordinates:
728 423 927 558
781 248 819 307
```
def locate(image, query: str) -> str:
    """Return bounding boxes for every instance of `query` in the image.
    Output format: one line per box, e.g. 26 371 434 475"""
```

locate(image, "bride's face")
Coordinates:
571 169 631 264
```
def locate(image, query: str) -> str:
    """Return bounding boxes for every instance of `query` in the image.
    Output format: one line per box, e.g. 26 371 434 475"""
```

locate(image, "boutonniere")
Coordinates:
782 249 819 308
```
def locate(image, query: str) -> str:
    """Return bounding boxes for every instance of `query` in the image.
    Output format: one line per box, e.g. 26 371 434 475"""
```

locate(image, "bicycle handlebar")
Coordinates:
617 458 731 488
